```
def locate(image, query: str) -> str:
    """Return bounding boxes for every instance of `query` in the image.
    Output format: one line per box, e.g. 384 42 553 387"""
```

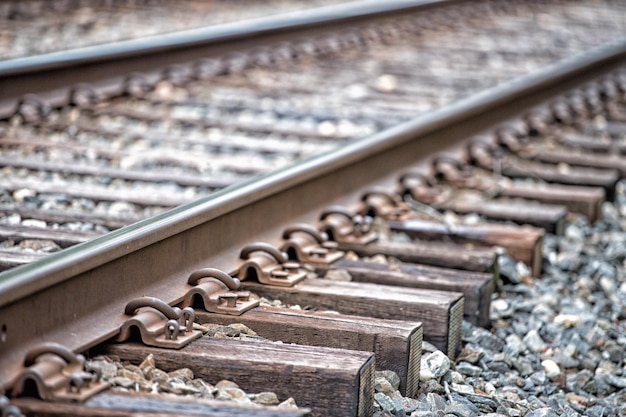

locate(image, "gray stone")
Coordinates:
393 396 420 413
426 392 447 412
465 327 505 351
147 367 168 384
443 402 478 417
215 380 239 390
498 255 521 284
421 379 444 394
162 378 201 395
456 392 499 413
167 368 194 381
410 412 439 417
374 392 396 413
525 408 560 417
523 329 547 352
504 333 526 356
277 397 298 409
604 372 626 388
376 370 401 391
375 376 396 395
456 346 484 365
420 350 450 381
456 362 482 377
323 269 352 281
110 376 135 389
552 350 580 369
510 356 534 376
446 371 465 385
450 383 473 394
253 391 279 405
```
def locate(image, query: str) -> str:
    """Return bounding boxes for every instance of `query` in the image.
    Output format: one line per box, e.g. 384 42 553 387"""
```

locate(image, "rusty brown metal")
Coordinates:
183 268 259 315
238 242 308 286
319 206 378 245
0 0 471 119
1 38 626 391
281 224 344 265
116 297 202 349
359 190 412 221
11 342 108 402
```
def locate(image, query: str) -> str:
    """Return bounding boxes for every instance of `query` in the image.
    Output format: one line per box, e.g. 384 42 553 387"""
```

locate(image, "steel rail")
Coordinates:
1 37 625 390
0 0 466 118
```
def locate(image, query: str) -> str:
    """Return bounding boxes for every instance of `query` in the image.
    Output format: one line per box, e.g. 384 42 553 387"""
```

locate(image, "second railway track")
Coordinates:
3 0 626 416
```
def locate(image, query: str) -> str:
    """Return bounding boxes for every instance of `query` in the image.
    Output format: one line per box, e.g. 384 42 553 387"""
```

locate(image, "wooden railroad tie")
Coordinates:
314 258 493 329
240 278 463 360
13 392 312 417
97 339 374 417
195 306 423 398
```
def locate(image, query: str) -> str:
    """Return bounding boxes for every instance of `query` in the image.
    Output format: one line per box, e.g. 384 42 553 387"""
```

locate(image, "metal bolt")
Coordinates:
309 247 328 258
218 293 239 308
270 270 289 279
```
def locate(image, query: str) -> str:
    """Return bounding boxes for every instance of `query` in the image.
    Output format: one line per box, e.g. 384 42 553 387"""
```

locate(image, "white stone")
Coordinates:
22 219 47 228
374 74 398 93
12 188 36 203
484 382 496 396
323 269 352 281
451 383 474 394
523 329 547 352
554 314 581 327
420 350 450 381
278 397 298 409
541 359 561 378
492 299 509 312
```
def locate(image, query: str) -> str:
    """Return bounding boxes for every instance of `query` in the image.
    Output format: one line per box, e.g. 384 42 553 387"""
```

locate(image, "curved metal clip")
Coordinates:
11 343 108 402
360 189 411 221
281 223 344 265
117 297 201 349
318 206 377 245
238 242 307 287
183 268 259 315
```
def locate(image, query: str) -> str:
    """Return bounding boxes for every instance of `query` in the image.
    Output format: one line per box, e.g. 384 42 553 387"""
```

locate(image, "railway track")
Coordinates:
0 0 352 59
2 0 626 270
2 0 626 416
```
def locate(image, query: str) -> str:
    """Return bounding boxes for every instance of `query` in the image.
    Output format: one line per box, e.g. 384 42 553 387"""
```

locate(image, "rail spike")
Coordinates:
237 242 307 287
11 342 108 403
183 268 259 315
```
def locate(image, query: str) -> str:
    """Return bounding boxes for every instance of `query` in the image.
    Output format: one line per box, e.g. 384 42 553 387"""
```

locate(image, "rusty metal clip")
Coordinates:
281 223 344 265
183 268 259 315
0 396 23 417
360 190 411 221
11 343 108 402
117 297 201 349
397 171 445 205
318 206 377 245
238 242 307 287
